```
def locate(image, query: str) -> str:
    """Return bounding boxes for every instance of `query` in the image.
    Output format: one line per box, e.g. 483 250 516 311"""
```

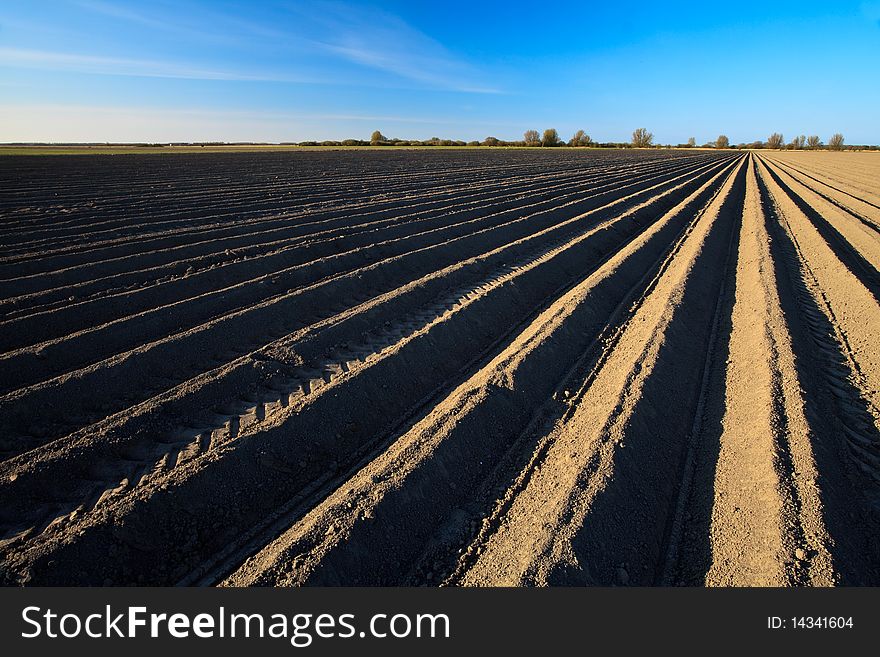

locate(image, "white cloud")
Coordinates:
298 2 500 93
9 2 500 94
0 47 318 82
72 0 232 44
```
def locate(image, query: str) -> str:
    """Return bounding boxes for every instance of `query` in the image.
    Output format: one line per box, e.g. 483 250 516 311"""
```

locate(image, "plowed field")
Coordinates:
1 149 878 586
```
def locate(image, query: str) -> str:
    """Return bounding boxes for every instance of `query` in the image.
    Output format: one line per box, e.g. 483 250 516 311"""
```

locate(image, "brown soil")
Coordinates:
1 149 877 586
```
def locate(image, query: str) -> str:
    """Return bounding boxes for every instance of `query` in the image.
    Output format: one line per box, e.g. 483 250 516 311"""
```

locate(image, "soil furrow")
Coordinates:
442 157 746 586
0 157 731 456
671 155 836 586
0 157 736 585
2 148 877 588
0 157 712 348
0 154 701 272
217 157 745 587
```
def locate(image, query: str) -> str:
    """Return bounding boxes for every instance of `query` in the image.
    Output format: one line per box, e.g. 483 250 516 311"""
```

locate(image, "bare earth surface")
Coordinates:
0 149 878 586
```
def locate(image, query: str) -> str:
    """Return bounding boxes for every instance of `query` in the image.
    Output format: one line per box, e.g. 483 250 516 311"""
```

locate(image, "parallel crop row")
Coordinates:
1 149 877 587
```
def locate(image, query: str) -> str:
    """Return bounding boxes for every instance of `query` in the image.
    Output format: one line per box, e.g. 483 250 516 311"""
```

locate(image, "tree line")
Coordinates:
288 129 868 150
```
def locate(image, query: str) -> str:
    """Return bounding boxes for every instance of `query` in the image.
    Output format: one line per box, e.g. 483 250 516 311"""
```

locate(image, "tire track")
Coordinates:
761 155 880 228
755 156 880 423
446 156 746 586
758 159 880 302
667 155 836 587
0 157 737 584
3 149 877 587
0 156 708 347
218 157 745 587
0 157 731 456
756 158 880 494
1 153 701 269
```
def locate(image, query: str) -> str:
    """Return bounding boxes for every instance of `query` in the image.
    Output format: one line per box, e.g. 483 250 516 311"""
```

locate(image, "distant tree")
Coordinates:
716 134 730 149
806 135 821 149
828 133 845 150
788 135 806 150
766 132 784 149
632 127 653 148
523 129 540 145
541 128 560 147
370 130 386 145
482 136 500 146
569 129 592 147
687 137 696 148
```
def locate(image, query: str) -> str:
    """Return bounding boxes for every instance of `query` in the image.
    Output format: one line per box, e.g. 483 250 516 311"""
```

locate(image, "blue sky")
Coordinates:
1 0 877 143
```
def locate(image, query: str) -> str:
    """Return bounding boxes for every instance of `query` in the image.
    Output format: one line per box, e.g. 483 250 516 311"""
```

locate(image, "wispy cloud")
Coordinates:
56 1 501 93
0 47 318 82
75 0 176 30
0 45 499 94
319 42 500 94
287 1 501 93
72 0 233 44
